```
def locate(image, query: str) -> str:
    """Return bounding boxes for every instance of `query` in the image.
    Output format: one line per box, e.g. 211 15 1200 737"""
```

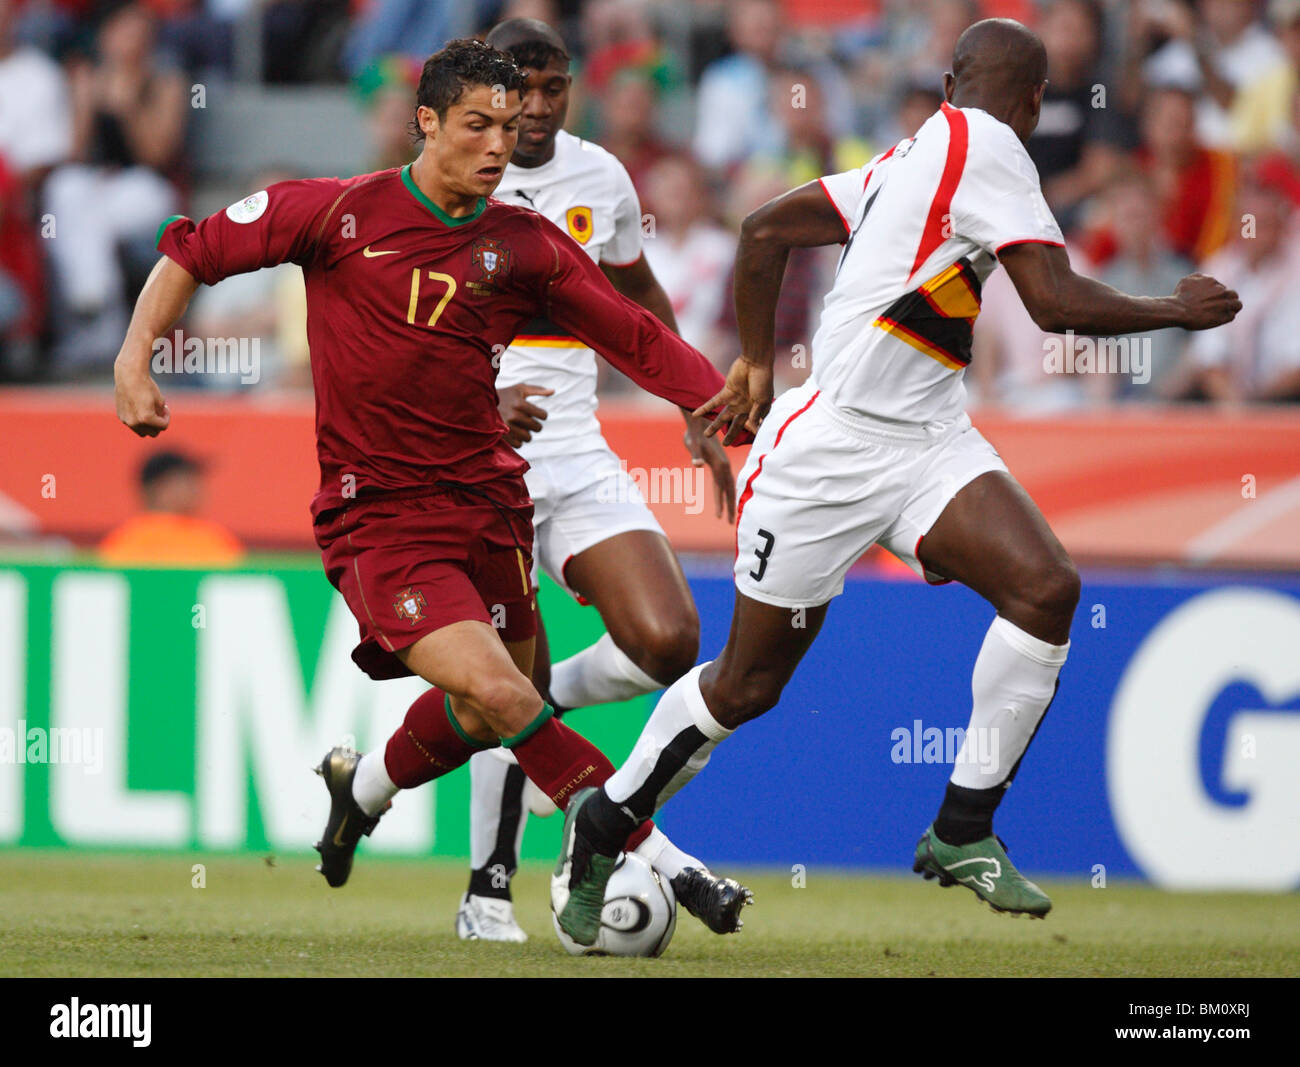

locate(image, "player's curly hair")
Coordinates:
410 38 527 139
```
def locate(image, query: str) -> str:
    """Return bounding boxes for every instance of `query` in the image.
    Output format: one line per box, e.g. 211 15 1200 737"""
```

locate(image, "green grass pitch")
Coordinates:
2 851 1297 977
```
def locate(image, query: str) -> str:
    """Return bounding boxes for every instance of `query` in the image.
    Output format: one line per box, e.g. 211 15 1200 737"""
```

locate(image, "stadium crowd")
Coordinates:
2 0 1299 408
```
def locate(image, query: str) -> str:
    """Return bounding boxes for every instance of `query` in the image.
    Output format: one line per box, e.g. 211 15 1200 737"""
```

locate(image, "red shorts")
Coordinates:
315 487 537 680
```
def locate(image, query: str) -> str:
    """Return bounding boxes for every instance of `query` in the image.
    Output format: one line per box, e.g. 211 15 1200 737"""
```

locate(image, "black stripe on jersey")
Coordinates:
876 256 983 367
836 188 879 277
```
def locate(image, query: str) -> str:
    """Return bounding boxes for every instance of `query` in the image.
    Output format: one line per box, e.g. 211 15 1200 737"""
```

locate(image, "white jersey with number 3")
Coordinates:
814 103 1064 425
493 130 645 458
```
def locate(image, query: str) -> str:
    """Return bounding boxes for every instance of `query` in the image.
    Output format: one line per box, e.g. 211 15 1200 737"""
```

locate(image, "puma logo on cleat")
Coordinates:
945 856 1002 893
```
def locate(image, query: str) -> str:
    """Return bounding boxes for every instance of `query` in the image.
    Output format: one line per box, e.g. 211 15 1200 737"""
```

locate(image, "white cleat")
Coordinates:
455 892 528 943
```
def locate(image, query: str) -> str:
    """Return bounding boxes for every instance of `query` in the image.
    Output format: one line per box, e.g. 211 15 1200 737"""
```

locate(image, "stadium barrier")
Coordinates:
1 390 1298 568
1 559 1296 890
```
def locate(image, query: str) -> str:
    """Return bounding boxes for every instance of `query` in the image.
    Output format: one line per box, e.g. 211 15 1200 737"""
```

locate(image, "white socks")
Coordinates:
549 632 664 709
603 663 734 818
633 824 702 881
950 615 1069 790
468 748 529 872
351 749 399 816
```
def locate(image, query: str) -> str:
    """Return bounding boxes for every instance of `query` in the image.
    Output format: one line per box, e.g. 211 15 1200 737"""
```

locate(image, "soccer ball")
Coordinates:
553 851 677 957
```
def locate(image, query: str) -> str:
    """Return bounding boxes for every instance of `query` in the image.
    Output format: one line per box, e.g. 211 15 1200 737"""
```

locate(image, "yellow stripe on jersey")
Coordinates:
512 334 583 347
872 317 968 371
917 263 981 320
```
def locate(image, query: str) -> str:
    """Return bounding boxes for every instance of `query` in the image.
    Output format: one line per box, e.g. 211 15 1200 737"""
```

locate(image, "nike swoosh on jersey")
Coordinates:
362 245 400 257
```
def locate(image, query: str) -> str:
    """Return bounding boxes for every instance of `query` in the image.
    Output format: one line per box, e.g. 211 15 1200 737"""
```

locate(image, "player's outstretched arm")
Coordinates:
602 254 736 520
113 256 200 438
999 241 1242 336
540 227 741 439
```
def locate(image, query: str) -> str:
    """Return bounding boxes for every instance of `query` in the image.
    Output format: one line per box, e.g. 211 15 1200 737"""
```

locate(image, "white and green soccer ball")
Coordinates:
553 851 677 958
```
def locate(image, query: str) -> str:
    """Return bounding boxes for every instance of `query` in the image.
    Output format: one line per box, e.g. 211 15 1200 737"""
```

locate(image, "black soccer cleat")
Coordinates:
671 867 754 934
312 746 388 888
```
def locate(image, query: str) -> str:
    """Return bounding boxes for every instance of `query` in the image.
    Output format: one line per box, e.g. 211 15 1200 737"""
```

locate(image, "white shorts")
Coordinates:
733 382 1008 608
526 443 665 601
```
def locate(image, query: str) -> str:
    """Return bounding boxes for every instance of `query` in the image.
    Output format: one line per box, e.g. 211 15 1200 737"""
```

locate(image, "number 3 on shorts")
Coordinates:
750 528 776 582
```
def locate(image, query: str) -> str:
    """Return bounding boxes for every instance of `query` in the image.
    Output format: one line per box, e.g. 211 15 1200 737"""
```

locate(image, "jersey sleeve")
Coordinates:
156 177 343 285
952 134 1064 256
532 216 731 419
817 166 868 241
600 158 644 268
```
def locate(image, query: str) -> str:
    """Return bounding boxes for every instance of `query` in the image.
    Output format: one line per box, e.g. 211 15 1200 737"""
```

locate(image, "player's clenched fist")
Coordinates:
114 364 170 437
695 357 773 445
1173 273 1242 331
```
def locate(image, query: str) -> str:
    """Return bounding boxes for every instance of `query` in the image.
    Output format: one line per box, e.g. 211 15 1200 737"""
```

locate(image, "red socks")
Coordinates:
386 693 658 852
509 716 614 810
383 687 487 789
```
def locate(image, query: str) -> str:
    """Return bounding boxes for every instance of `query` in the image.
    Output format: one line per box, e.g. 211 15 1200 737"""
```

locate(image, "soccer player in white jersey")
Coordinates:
454 18 750 942
553 18 1241 942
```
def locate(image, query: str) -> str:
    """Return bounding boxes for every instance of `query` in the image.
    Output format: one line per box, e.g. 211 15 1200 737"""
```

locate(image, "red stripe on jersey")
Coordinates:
908 103 969 282
819 177 851 239
734 390 821 558
994 238 1066 256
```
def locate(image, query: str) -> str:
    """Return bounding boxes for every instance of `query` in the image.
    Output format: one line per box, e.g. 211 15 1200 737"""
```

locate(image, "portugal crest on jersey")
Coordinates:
472 236 511 283
393 587 427 624
566 206 593 245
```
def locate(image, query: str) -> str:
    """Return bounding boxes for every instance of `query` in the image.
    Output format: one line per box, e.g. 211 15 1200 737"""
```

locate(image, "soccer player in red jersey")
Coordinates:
112 39 744 946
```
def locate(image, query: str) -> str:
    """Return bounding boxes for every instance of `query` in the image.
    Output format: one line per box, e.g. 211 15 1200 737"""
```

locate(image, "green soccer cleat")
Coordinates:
550 787 619 946
912 823 1052 918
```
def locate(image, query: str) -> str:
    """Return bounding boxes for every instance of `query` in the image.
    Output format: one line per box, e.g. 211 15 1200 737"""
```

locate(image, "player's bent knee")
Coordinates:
702 669 783 729
624 616 700 686
1037 557 1081 620
462 674 541 736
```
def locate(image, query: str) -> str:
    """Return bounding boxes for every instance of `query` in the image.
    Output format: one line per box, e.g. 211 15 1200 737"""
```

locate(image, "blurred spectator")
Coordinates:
1030 0 1130 232
691 0 851 173
1231 0 1300 152
639 154 735 351
971 244 1099 413
1175 165 1300 401
1086 86 1235 264
898 0 980 93
712 166 828 392
581 0 679 94
888 82 945 143
751 63 873 188
0 0 72 190
592 67 672 192
1094 170 1194 400
184 168 309 391
0 155 44 377
1138 0 1285 149
99 450 245 565
342 0 494 79
353 53 421 170
45 1 187 376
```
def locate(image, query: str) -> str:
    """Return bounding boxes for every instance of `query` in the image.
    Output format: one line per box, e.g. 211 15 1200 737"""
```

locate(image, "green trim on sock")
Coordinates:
155 214 185 248
445 693 495 749
500 703 556 750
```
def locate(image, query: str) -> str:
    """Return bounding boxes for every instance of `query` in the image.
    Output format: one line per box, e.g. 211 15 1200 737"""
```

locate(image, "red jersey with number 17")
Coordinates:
157 165 727 520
